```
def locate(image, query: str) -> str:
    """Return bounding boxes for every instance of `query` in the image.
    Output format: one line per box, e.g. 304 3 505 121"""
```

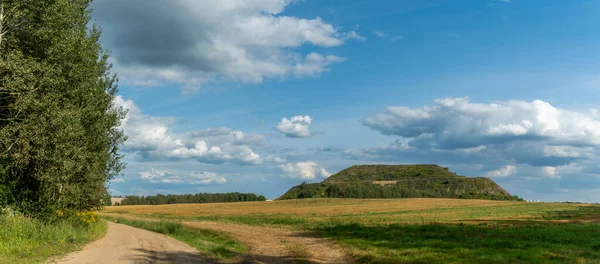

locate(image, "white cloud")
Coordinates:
459 145 487 153
110 177 126 183
139 169 226 185
114 96 279 165
93 1 360 93
540 166 559 178
375 30 387 38
349 98 600 172
363 97 600 148
276 115 313 138
374 30 401 41
280 161 331 180
188 171 227 185
186 127 265 146
485 165 517 178
140 169 183 184
264 156 286 163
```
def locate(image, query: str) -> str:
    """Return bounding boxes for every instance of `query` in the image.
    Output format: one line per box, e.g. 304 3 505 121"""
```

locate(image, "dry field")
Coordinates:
103 199 600 263
103 198 596 225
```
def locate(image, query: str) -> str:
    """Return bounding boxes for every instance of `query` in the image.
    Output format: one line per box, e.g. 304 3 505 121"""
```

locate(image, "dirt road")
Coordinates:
52 222 213 264
181 220 352 264
61 214 353 263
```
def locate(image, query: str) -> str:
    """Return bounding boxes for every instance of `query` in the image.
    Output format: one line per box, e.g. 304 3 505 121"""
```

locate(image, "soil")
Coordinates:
52 221 213 264
54 214 354 264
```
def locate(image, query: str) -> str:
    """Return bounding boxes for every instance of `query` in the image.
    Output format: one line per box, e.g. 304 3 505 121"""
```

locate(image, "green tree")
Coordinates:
102 191 112 206
0 0 125 217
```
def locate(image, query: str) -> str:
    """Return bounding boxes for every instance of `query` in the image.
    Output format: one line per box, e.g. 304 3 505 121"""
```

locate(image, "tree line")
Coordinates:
278 182 523 201
117 192 267 205
0 0 125 218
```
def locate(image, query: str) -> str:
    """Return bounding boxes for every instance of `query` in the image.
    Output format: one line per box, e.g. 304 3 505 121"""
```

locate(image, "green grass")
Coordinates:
106 199 600 263
313 205 600 263
165 206 600 263
0 213 106 263
103 216 245 260
314 222 600 264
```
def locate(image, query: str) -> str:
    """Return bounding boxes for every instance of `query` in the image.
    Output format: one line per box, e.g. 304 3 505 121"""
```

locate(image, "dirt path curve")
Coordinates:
103 213 354 264
51 221 214 264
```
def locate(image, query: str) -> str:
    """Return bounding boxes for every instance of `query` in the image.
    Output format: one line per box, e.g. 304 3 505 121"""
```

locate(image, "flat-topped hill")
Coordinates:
324 164 458 183
278 164 519 201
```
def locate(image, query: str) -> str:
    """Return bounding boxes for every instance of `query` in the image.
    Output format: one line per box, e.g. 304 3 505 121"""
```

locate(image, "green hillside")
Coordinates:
324 164 458 182
278 165 520 201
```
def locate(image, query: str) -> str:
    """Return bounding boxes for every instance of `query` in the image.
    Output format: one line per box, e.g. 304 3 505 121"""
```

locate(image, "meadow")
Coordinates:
104 198 600 263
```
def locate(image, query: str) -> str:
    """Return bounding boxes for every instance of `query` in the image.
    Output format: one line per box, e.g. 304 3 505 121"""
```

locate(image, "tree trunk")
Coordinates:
0 5 4 47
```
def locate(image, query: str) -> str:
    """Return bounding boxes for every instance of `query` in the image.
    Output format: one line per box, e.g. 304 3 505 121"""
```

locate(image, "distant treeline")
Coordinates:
279 182 523 201
117 192 267 205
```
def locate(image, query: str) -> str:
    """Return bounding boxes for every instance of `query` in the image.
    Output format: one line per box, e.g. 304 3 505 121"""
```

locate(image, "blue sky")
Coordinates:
92 0 600 202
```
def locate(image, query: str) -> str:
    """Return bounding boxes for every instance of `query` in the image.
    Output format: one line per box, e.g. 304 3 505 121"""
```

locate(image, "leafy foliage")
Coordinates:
102 191 112 206
119 192 267 205
0 0 125 217
279 165 521 201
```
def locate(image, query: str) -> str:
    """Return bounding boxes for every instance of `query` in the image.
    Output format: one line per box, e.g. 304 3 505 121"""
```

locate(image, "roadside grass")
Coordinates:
103 216 245 260
104 199 600 263
0 213 106 264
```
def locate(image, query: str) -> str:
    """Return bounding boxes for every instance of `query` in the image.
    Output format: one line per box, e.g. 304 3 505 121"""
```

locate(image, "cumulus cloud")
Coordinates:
276 115 313 138
186 127 265 146
374 30 402 41
539 166 559 178
92 1 360 93
364 97 600 147
349 98 600 175
280 161 331 180
139 169 226 185
110 177 126 183
140 169 183 184
485 165 517 178
189 171 227 185
114 96 279 165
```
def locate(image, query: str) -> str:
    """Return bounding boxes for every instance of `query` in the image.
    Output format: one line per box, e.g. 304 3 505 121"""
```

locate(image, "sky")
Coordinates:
91 0 600 202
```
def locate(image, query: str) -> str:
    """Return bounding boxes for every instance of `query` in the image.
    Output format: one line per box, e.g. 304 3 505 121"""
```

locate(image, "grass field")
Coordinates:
0 212 107 263
105 198 600 263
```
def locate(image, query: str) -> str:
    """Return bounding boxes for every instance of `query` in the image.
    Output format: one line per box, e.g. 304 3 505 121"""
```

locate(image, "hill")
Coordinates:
278 164 520 201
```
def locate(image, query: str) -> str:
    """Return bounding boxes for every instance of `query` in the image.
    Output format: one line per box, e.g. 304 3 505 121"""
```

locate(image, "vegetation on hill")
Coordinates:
324 164 459 182
279 165 521 201
119 192 267 205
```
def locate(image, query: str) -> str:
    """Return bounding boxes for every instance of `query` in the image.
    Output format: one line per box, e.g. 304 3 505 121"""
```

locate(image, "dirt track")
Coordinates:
181 220 352 263
53 216 353 264
52 222 212 264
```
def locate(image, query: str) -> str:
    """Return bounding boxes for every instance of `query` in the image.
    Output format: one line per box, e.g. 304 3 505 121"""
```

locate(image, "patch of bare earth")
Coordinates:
51 222 212 264
103 213 354 264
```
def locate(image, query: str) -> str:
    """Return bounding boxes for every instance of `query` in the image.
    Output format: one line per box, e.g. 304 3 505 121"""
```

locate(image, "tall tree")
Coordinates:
0 0 125 217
